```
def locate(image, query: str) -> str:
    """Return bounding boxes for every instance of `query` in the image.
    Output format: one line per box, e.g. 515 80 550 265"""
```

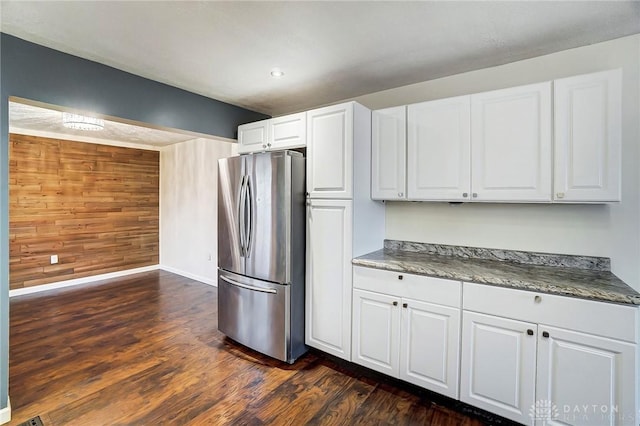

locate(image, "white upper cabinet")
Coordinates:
307 103 354 199
371 106 406 200
554 69 622 202
407 96 471 201
237 119 270 154
470 82 552 202
237 112 306 154
270 112 306 151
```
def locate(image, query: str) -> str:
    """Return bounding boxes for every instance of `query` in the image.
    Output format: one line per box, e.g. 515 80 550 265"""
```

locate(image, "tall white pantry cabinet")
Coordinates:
305 102 385 360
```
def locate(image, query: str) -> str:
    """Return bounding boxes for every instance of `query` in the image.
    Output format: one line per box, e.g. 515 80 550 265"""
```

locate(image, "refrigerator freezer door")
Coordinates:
218 270 289 362
218 156 245 275
244 152 291 284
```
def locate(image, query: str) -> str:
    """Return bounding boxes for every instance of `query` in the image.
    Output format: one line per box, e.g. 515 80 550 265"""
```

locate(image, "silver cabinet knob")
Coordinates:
462 192 468 198
262 144 267 149
398 192 403 198
472 193 478 198
534 295 542 303
267 143 272 147
556 192 565 199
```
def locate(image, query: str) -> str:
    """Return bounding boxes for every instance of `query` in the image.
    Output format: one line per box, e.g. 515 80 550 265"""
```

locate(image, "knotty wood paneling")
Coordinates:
9 133 159 289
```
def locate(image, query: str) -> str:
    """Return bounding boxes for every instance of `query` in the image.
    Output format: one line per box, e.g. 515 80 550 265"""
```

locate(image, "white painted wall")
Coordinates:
160 137 235 285
348 35 640 289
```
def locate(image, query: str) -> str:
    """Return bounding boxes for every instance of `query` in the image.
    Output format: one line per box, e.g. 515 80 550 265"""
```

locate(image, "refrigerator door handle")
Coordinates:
246 177 253 257
238 175 247 256
219 275 277 294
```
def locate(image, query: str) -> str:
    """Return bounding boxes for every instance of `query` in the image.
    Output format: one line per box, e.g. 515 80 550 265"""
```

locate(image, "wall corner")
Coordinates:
0 396 11 425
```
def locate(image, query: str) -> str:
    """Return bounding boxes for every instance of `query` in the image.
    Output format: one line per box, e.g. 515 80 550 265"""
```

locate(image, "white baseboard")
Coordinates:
9 265 160 297
160 265 217 286
0 397 11 425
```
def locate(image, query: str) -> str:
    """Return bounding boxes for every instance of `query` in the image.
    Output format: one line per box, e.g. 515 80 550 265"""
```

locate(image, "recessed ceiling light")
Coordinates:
270 68 284 78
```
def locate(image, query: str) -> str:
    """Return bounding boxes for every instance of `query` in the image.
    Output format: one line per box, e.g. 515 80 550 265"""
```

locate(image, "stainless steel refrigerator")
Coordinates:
217 150 307 363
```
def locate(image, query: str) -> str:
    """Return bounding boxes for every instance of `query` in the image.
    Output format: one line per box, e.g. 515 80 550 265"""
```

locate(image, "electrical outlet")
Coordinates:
50 254 59 264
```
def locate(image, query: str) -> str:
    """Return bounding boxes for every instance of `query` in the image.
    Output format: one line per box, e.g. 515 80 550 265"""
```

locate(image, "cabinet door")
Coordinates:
305 199 353 360
352 289 400 376
554 69 621 202
372 106 406 200
536 325 636 426
460 311 537 425
407 96 471 201
238 119 270 154
400 299 460 399
307 103 353 199
471 82 552 202
270 112 307 150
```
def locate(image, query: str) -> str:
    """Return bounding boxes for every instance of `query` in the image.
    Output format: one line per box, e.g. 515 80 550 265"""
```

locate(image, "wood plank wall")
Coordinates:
9 134 160 290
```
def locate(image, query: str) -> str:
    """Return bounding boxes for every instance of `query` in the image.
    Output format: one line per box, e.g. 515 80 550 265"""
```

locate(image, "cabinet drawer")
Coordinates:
353 266 461 308
463 282 638 343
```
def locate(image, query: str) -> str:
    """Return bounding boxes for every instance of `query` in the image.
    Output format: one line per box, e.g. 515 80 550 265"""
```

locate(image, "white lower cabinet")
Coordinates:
352 289 400 376
461 282 638 426
306 199 353 360
349 270 638 425
460 311 537 424
352 266 461 399
536 325 636 426
399 298 460 396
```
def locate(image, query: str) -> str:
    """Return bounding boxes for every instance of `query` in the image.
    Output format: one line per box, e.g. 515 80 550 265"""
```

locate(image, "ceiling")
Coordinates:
1 1 640 117
9 101 205 148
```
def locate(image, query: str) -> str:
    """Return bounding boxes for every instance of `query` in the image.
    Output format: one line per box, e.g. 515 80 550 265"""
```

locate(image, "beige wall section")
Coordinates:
348 34 640 289
160 137 234 285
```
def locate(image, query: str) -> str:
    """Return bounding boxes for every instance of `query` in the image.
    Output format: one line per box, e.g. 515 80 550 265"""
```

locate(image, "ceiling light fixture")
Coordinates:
270 68 284 78
62 112 104 131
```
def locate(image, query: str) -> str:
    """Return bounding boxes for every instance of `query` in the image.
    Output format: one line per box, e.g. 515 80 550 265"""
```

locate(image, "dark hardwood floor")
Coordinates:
9 270 489 425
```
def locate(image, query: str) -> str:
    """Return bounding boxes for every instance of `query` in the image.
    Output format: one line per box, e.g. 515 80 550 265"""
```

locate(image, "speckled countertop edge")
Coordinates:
353 247 640 306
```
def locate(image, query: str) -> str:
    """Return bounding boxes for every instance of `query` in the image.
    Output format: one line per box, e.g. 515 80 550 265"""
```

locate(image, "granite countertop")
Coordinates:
352 241 640 306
